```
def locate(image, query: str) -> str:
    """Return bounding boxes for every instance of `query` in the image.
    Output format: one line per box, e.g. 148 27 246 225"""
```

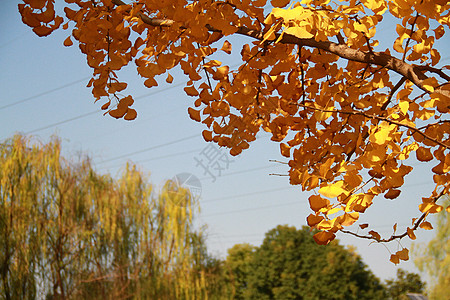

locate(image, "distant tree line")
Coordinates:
0 135 223 299
223 225 425 300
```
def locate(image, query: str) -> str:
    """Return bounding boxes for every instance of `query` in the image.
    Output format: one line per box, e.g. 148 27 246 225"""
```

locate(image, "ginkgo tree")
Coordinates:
18 0 450 262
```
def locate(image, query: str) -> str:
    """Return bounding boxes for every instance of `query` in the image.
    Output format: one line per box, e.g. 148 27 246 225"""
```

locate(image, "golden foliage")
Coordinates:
18 0 450 261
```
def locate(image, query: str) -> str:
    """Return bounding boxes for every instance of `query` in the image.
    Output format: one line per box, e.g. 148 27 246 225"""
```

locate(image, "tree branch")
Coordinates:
110 0 444 96
298 103 450 149
341 186 449 243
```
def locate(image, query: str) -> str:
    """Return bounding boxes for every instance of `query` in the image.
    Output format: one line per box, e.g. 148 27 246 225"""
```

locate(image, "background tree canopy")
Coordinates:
0 134 223 299
414 198 450 300
225 225 386 300
16 0 450 257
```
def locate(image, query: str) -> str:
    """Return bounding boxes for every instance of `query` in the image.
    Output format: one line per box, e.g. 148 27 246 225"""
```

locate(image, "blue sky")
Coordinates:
2 0 448 284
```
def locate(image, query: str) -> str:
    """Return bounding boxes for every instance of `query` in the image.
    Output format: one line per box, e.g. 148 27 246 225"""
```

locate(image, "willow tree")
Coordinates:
0 134 219 299
414 198 450 300
18 0 450 259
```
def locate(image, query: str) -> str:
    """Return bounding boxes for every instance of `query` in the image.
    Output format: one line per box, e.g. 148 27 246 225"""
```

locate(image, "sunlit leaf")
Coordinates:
319 181 346 198
385 189 401 200
221 40 232 54
306 214 324 226
390 254 400 265
407 227 416 240
313 231 335 245
271 0 291 8
188 107 201 122
308 195 329 212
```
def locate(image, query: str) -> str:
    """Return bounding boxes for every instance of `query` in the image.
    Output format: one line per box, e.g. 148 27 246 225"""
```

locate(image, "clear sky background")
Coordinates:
2 0 449 284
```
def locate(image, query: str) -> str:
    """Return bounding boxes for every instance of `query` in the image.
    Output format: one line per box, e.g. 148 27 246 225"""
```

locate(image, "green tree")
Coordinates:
384 269 426 300
0 134 220 299
414 199 450 300
226 225 386 300
224 243 256 299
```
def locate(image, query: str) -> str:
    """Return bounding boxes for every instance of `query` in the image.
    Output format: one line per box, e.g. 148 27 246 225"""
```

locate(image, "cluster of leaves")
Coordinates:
0 134 221 299
18 0 450 257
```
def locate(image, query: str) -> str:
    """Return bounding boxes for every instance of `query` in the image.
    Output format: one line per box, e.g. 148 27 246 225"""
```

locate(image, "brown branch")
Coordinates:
341 186 448 243
416 65 450 81
402 13 419 62
382 76 407 111
111 1 448 97
298 103 450 149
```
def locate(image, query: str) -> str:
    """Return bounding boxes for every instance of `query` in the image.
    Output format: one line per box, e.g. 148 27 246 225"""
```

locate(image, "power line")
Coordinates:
97 148 203 171
18 81 189 135
198 164 276 182
0 76 91 111
0 31 30 49
24 110 99 134
202 185 296 204
96 133 200 165
202 200 301 218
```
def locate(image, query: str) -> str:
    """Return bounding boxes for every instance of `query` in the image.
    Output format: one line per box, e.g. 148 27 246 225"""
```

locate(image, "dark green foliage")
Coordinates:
384 269 426 300
225 225 386 300
224 244 256 299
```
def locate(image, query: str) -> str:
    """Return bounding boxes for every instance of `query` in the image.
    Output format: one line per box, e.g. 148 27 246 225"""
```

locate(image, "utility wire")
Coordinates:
25 110 99 134
0 76 91 111
202 200 301 218
202 185 296 204
96 133 200 165
97 147 203 171
18 81 188 135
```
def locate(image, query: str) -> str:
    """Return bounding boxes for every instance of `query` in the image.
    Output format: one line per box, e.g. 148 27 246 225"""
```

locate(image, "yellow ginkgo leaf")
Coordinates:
306 214 324 226
318 181 346 198
416 147 433 162
313 231 335 245
390 254 400 265
280 143 291 157
63 36 73 47
385 189 401 200
397 248 409 261
271 0 291 8
407 227 416 240
308 195 329 212
422 77 438 93
368 230 381 241
221 40 232 54
419 221 433 230
419 202 443 214
184 86 199 97
124 108 137 121
144 78 158 88
284 26 314 39
166 73 173 83
188 107 201 122
202 130 213 142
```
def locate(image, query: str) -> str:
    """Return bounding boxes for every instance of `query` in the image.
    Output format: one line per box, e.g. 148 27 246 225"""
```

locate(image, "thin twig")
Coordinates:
298 103 450 149
402 13 419 62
